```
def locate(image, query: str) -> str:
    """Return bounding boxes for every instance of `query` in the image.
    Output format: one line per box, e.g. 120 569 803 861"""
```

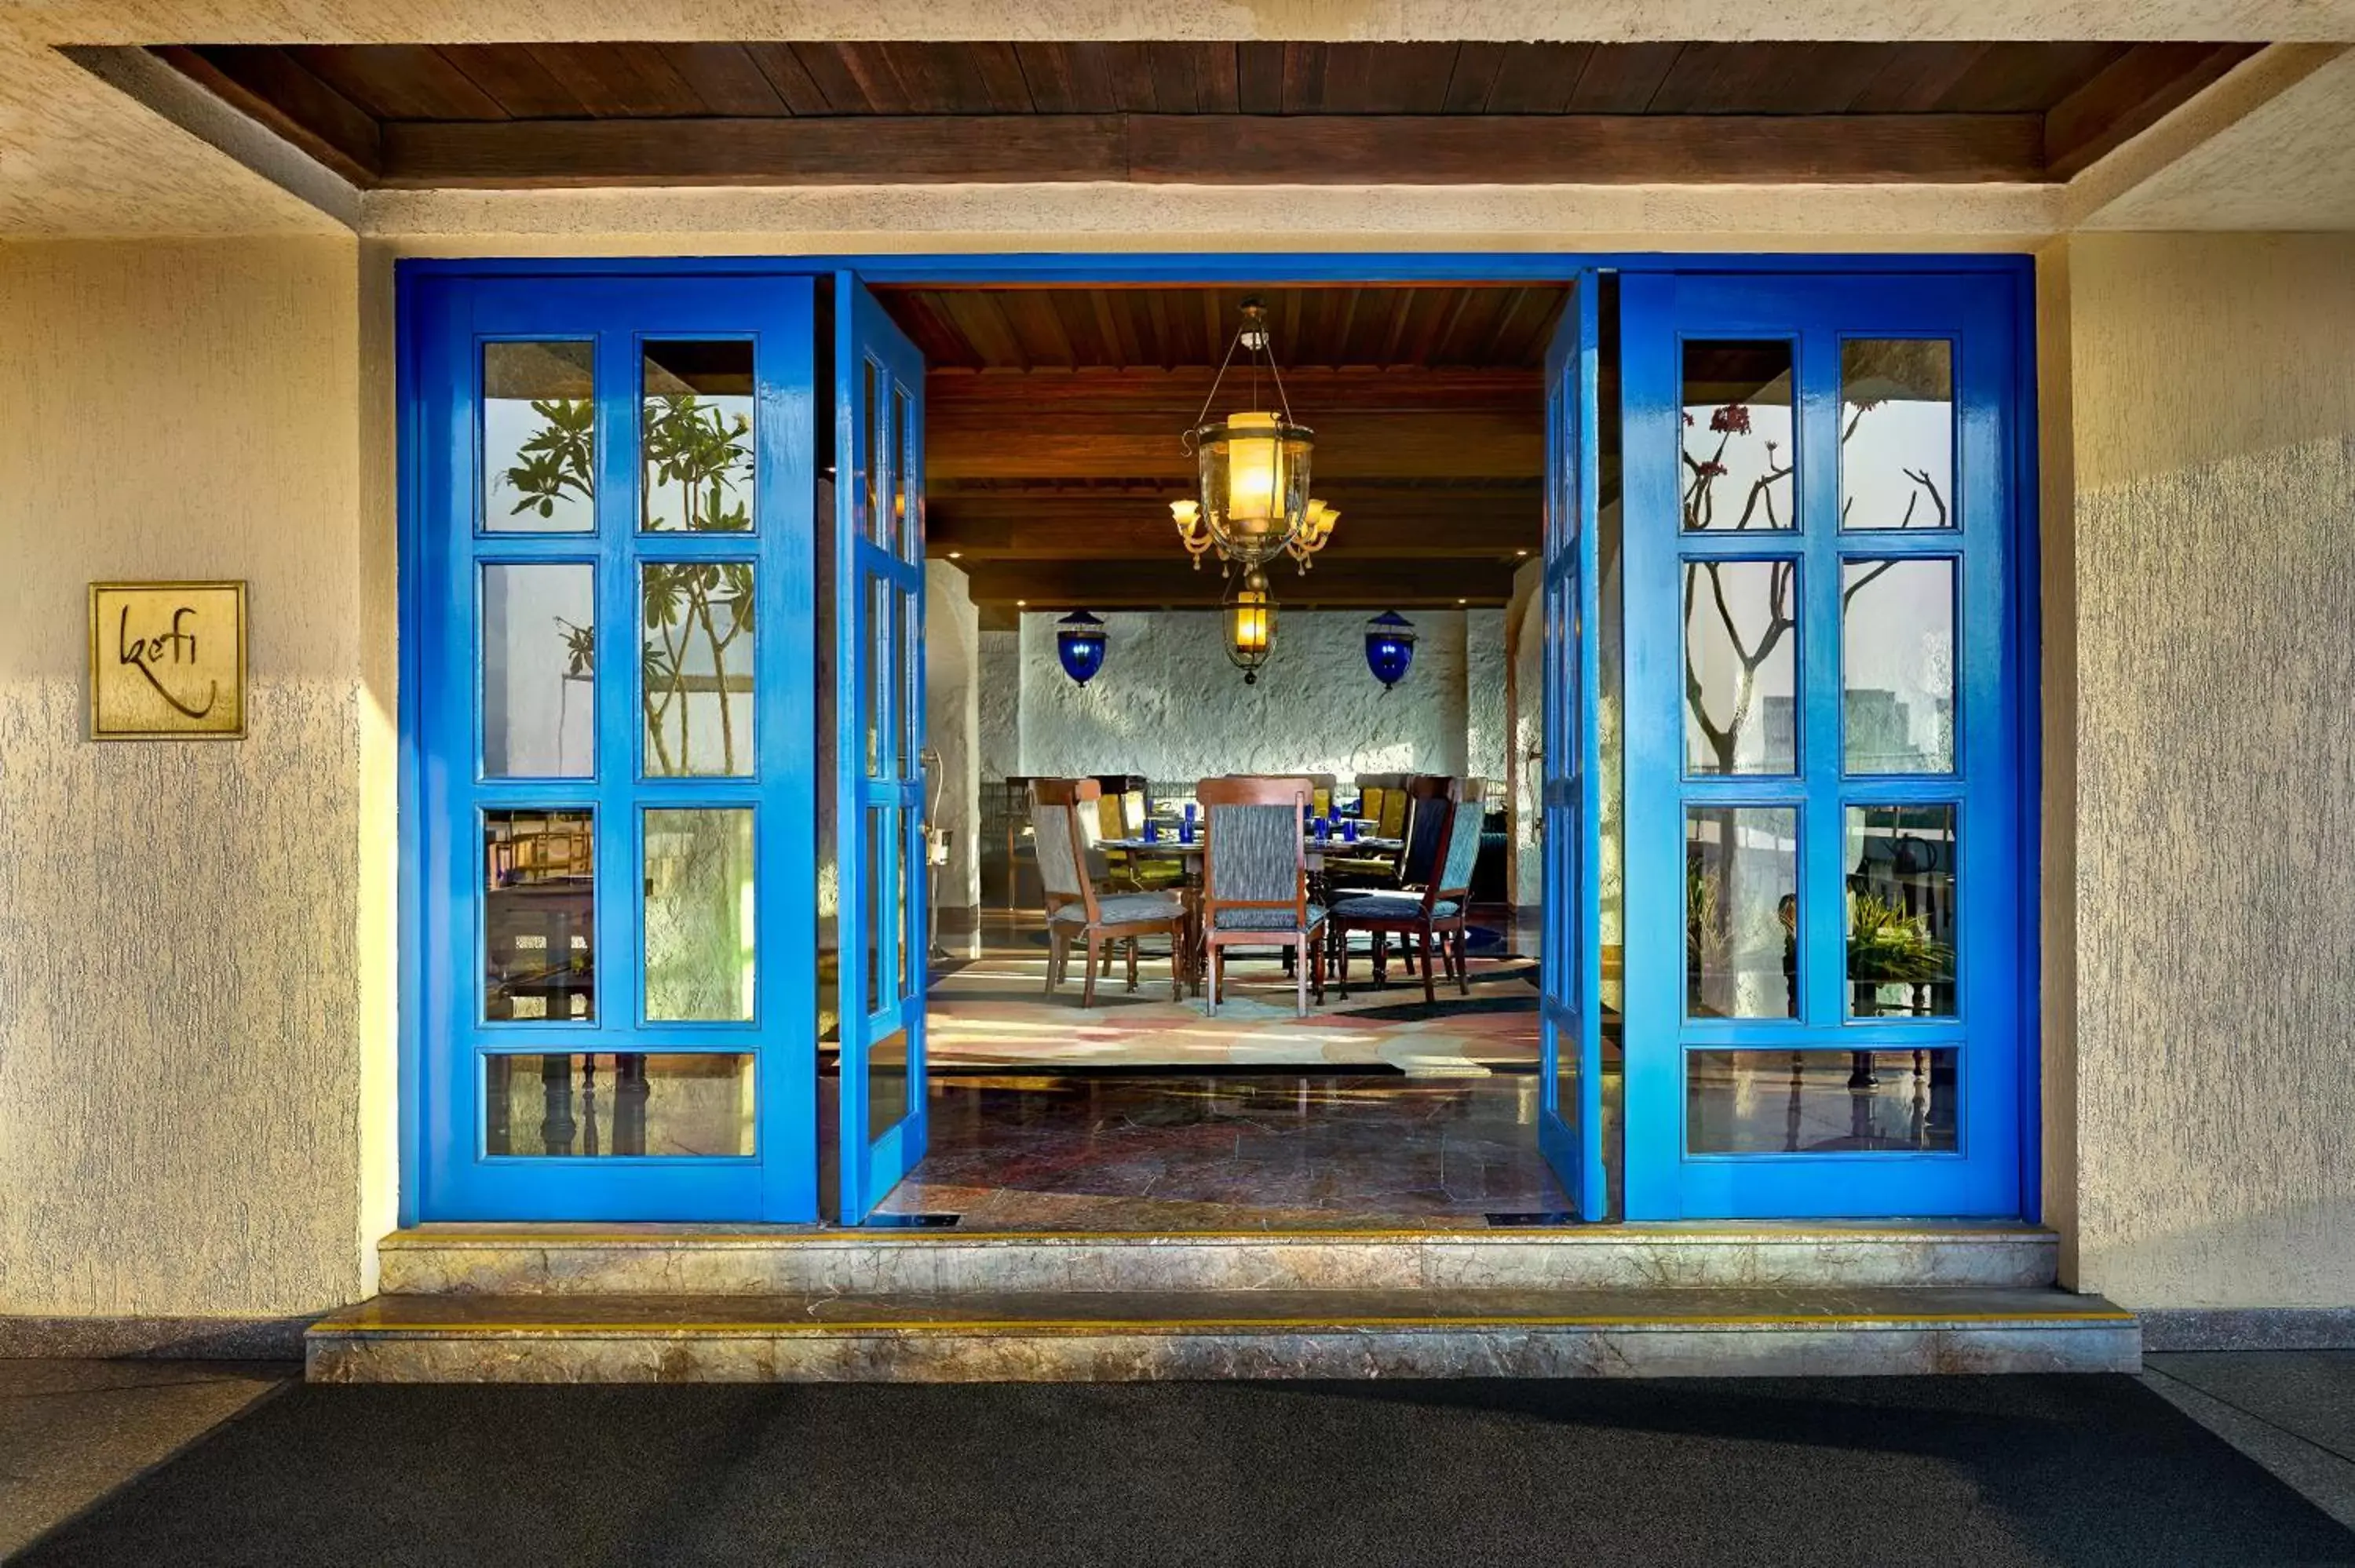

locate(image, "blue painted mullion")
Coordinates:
1796 322 1847 1034
593 326 641 1049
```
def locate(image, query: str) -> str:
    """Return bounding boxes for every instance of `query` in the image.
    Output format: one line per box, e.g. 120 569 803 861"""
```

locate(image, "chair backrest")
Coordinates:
1094 791 1130 844
1399 775 1461 885
1433 792 1485 903
1377 787 1409 840
1028 778 1101 922
1199 775 1311 930
1360 786 1386 826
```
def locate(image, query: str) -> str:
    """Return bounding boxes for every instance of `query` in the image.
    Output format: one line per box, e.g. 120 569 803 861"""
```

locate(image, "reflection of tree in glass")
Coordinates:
502 397 594 521
506 395 758 776
1838 396 1948 531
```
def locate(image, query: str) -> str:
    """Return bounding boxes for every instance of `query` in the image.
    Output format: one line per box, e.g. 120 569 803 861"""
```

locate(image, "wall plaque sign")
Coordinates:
88 582 248 740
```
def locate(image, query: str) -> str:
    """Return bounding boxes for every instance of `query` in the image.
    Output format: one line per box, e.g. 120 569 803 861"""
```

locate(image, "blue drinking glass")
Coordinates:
1342 819 1358 844
1145 818 1159 843
1181 804 1196 844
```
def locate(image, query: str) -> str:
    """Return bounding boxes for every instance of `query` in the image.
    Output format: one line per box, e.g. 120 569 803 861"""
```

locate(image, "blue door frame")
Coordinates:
396 252 2038 1230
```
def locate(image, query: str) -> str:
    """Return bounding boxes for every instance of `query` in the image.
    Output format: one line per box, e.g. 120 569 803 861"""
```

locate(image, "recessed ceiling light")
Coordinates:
1517 549 1529 557
947 550 962 560
1457 598 1468 605
1016 599 1027 607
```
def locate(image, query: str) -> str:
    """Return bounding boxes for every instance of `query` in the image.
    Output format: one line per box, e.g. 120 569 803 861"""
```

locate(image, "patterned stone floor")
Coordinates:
926 910 1542 1073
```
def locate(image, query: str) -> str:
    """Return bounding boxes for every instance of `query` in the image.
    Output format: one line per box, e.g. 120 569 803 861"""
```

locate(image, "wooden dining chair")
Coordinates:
1329 787 1484 1005
1198 775 1326 1017
1028 779 1190 1007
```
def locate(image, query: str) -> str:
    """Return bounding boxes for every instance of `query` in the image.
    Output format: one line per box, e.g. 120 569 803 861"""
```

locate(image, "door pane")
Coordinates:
1846 804 1959 1018
864 359 887 549
1841 339 1954 532
644 808 756 1023
1685 807 1797 1019
1681 341 1795 532
641 562 756 777
484 808 595 1022
893 384 918 562
483 341 595 534
864 578 889 776
484 1052 754 1156
1843 559 1955 775
1686 1048 1958 1154
867 1027 909 1141
482 563 595 779
865 806 886 1016
641 341 755 534
1684 560 1798 775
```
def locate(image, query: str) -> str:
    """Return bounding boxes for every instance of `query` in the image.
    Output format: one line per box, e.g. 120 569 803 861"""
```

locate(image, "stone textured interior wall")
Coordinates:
2064 232 2355 1309
1466 609 1508 791
0 238 369 1318
922 563 980 910
1017 609 1470 785
1506 560 1545 906
977 629 1019 787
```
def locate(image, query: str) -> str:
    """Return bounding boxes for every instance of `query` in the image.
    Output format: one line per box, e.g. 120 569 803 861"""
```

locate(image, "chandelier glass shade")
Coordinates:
1364 610 1418 690
1223 567 1277 685
1174 299 1324 574
1055 610 1107 685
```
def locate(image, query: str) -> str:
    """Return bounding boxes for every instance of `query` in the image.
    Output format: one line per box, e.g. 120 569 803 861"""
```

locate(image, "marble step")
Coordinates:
306 1285 2138 1382
378 1223 2059 1298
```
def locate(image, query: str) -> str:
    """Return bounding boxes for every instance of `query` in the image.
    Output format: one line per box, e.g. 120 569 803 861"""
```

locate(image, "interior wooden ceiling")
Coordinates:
891 283 1569 614
152 39 2259 188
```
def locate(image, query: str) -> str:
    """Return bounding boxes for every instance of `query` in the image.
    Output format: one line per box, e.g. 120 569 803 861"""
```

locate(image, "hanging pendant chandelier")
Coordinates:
1172 298 1330 575
1056 610 1107 685
1364 610 1418 690
1223 567 1277 685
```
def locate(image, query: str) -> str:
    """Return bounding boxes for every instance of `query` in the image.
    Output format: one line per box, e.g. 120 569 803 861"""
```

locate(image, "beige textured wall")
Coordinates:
0 236 378 1318
2061 232 2355 1307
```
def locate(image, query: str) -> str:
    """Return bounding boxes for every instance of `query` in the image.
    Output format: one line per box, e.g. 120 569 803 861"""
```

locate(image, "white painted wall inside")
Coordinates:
922 563 980 910
1016 609 1470 785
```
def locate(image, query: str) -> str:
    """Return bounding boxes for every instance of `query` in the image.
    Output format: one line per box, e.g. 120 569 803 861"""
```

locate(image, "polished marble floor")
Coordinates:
874 1072 1579 1231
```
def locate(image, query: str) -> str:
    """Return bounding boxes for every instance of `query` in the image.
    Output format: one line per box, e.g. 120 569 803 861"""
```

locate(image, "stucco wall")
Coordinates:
1506 560 1546 907
922 562 981 910
0 237 375 1318
1016 608 1470 785
2061 232 2355 1309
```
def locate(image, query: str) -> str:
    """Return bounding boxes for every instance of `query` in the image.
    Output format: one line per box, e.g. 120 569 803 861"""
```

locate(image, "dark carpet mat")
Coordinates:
17 1376 2353 1567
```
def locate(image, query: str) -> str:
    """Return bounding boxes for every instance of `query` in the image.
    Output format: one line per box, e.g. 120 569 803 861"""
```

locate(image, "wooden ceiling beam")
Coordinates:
374 111 2047 188
958 556 1518 610
929 490 1539 560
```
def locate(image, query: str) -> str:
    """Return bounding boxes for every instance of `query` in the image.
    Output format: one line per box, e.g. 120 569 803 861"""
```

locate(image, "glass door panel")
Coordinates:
409 270 819 1222
833 274 929 1222
1619 270 2025 1221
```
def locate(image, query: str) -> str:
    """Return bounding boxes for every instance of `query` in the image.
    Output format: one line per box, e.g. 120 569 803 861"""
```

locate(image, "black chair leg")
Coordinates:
1418 928 1437 1006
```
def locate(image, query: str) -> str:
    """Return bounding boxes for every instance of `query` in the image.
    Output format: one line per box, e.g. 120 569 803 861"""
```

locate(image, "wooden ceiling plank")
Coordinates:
522 42 700 118
1197 45 1242 115
958 557 1518 609
877 293 985 370
294 43 507 122
1844 42 1990 113
787 43 878 113
1107 42 1160 113
1282 43 1330 115
1055 44 1125 115
739 44 831 115
1429 287 1503 366
653 45 788 118
885 42 999 115
964 42 1036 114
1566 42 1686 113
1762 42 1904 115
1932 41 2134 113
996 290 1082 369
1643 42 1737 115
1371 42 1462 115
1319 43 1375 114
437 45 591 119
928 493 1540 560
1237 42 1285 114
2045 42 2257 180
1442 42 1506 114
1010 44 1079 114
1482 41 1594 115
160 45 382 183
1148 42 1201 114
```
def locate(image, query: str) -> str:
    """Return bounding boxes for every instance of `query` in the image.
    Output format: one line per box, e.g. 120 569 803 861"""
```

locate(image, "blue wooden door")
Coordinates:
407 269 820 1222
1536 275 1608 1220
1619 270 2028 1220
832 275 929 1221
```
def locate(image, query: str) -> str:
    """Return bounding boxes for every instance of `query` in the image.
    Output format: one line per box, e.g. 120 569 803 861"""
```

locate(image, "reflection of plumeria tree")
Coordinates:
506 392 757 776
1681 392 1942 1013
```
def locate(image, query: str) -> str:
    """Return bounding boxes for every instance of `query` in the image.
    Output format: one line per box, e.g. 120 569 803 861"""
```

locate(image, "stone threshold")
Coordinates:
307 1285 2138 1382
